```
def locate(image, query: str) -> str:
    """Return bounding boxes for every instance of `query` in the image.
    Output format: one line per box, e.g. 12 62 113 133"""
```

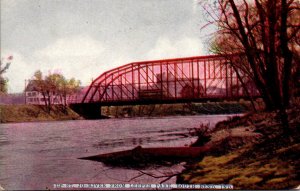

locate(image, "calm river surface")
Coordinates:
0 115 237 190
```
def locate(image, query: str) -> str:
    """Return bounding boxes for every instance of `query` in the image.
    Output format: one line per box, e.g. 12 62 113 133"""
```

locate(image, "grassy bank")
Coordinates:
177 105 300 189
0 104 81 123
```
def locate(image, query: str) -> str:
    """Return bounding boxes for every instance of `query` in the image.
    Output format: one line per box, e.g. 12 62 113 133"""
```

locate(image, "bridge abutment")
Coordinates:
70 103 104 119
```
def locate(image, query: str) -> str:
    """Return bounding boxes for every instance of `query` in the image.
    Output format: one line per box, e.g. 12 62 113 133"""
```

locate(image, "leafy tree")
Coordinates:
0 56 12 94
31 70 81 112
57 77 81 110
33 70 51 110
0 77 8 94
200 0 300 127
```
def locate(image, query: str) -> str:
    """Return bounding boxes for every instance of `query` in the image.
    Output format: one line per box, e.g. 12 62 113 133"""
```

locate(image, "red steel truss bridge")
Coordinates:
69 54 260 118
70 54 260 118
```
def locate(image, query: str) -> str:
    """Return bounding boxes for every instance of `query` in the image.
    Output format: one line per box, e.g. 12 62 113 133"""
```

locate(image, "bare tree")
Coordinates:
201 0 300 127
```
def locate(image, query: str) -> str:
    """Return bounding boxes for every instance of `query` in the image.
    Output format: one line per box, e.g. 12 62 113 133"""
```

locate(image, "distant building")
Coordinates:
25 80 43 104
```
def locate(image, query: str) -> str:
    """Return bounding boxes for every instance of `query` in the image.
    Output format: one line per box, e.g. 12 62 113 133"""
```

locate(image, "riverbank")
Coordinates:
1 101 251 123
177 104 300 189
0 104 81 123
101 101 252 118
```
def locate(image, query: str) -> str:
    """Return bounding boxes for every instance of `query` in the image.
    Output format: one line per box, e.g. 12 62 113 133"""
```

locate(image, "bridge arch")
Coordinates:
81 54 259 104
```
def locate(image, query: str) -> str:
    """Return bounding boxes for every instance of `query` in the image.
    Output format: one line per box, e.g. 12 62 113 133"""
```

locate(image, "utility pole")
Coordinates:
24 79 27 104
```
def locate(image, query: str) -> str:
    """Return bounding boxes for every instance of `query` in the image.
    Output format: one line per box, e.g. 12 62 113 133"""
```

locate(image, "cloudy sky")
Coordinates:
1 0 214 93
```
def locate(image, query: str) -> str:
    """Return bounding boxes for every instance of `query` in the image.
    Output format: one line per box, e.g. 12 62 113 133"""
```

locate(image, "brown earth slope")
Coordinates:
0 104 81 123
178 105 300 189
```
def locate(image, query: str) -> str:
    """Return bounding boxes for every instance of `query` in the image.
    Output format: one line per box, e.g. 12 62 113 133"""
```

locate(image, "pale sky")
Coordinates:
1 0 214 93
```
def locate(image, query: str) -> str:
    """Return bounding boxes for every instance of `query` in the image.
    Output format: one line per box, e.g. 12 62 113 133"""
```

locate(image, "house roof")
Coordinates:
25 80 39 91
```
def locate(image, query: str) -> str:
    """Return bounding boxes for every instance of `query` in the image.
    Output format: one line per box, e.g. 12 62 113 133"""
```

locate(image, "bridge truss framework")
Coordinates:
80 54 259 104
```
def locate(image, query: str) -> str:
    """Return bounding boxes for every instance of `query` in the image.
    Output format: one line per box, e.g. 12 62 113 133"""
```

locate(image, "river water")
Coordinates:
0 115 236 190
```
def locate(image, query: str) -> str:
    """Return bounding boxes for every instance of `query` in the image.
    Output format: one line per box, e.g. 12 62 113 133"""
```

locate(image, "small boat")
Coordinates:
79 145 211 168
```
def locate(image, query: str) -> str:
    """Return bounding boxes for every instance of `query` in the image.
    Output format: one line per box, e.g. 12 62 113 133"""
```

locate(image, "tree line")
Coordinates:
31 70 81 112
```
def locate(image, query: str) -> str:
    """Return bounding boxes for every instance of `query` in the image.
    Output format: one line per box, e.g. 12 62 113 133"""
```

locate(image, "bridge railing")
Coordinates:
81 54 260 104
